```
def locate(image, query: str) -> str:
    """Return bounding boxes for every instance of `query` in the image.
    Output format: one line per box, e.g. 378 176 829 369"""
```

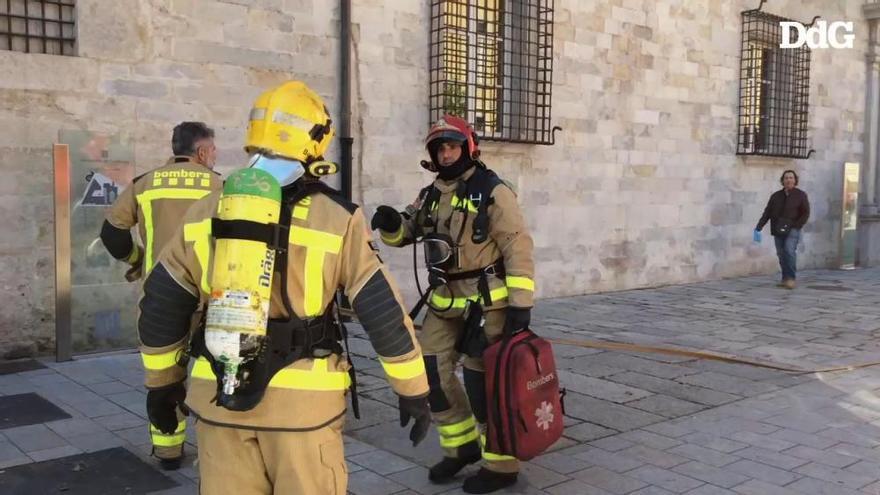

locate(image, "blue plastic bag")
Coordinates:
753 230 762 243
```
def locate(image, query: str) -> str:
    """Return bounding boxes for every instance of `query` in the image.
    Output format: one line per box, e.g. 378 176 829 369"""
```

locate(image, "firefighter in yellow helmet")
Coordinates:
137 81 431 494
371 115 535 493
100 121 222 470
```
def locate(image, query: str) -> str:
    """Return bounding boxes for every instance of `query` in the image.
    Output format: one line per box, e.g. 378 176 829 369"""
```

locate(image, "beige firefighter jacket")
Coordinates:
105 156 222 275
378 166 535 318
140 181 429 430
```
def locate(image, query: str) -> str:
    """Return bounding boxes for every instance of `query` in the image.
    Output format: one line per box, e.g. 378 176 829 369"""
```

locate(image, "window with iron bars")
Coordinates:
737 3 813 159
0 0 76 56
429 0 557 145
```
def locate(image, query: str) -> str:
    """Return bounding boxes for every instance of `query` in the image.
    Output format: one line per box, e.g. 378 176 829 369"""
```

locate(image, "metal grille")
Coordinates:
429 0 559 145
0 0 76 56
737 1 813 159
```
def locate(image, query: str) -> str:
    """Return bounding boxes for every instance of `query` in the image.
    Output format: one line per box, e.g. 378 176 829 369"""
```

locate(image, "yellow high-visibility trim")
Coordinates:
293 196 311 220
289 226 343 316
150 420 186 447
150 432 186 447
438 416 476 437
150 420 186 435
380 226 405 245
439 428 480 448
137 188 211 274
141 350 180 371
505 276 535 291
293 205 309 220
150 423 187 447
303 248 324 317
183 218 213 295
451 195 479 213
380 357 426 380
480 433 517 462
290 226 343 252
430 286 509 309
191 357 351 391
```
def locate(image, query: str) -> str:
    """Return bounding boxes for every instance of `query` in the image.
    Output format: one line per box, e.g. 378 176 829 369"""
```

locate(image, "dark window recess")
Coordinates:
429 0 560 145
737 0 814 159
0 0 76 56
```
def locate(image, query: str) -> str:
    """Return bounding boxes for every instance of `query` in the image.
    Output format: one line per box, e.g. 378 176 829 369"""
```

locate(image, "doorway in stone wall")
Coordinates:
55 131 139 361
840 162 860 269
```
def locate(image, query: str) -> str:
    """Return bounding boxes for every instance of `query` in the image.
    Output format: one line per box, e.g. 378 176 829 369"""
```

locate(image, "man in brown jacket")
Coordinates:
100 121 222 469
137 81 430 494
755 169 810 289
371 115 535 494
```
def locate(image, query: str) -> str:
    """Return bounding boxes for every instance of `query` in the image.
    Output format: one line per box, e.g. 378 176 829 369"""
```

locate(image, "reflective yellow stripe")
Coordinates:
438 416 480 448
183 218 212 295
380 357 426 380
430 286 509 309
480 433 517 461
191 357 351 391
506 276 535 291
451 195 479 214
293 205 309 220
303 248 325 317
289 226 343 317
293 196 311 220
136 188 211 274
290 226 343 252
150 420 186 447
438 416 476 437
439 427 480 448
380 225 405 245
141 350 180 371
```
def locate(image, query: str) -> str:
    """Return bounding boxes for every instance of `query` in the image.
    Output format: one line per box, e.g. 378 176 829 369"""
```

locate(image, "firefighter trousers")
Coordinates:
150 410 186 461
195 416 347 495
420 307 519 474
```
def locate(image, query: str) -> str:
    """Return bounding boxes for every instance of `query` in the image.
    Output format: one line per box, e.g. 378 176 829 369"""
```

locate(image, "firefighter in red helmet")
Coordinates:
371 115 535 494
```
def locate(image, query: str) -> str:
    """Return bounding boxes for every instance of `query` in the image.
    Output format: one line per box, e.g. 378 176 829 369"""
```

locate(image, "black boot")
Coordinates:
158 457 182 471
462 468 518 494
428 442 481 483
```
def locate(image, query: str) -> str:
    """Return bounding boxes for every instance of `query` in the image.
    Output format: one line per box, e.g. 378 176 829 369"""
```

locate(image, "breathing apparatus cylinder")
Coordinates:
204 168 281 396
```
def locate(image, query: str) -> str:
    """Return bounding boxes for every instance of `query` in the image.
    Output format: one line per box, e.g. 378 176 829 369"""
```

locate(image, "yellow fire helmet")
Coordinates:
245 81 335 167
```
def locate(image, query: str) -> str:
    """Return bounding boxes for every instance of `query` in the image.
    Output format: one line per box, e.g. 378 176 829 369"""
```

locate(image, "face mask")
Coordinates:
436 156 474 180
247 153 305 186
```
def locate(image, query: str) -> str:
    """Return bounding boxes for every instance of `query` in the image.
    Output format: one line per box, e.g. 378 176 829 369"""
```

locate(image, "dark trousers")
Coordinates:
774 228 800 280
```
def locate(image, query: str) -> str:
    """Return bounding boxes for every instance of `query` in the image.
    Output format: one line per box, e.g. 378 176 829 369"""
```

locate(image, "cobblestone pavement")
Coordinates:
2 268 879 494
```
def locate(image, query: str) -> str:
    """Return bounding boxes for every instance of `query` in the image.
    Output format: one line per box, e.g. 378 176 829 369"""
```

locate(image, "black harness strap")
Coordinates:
211 218 289 252
191 180 350 412
410 166 509 315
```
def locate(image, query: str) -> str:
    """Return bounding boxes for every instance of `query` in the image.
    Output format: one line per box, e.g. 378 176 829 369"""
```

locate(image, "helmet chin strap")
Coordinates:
248 153 305 186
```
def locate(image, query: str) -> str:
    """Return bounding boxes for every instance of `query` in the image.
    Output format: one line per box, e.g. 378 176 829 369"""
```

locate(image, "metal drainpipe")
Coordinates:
340 0 353 201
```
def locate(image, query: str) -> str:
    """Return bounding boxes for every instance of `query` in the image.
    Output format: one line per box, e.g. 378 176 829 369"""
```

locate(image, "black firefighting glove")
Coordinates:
398 394 431 446
147 382 187 435
370 205 402 232
503 307 531 336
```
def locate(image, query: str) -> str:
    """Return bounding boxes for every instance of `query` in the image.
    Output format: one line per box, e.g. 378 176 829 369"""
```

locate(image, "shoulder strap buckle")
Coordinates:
468 192 483 209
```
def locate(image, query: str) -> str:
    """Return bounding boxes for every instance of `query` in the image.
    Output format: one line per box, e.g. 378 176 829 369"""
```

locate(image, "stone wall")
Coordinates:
0 0 867 357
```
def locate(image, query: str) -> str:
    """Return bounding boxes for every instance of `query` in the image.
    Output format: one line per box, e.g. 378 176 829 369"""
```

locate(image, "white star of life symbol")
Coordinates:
535 401 554 431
